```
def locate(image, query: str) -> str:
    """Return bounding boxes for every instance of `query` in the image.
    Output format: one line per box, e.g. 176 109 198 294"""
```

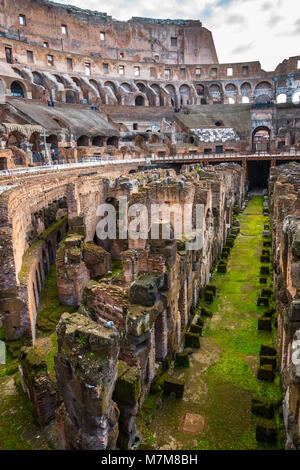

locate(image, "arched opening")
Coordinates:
29 132 42 161
120 82 131 93
254 81 273 103
107 136 119 148
71 77 81 88
66 90 77 104
151 84 163 106
292 91 300 104
165 84 176 107
7 131 23 147
54 74 64 84
225 83 237 102
11 81 25 98
136 83 146 94
277 93 287 104
252 126 271 152
247 160 271 190
92 135 104 147
135 95 144 106
195 83 205 96
241 82 251 97
104 81 117 98
46 134 58 160
77 135 89 147
179 84 191 105
210 84 222 103
32 72 44 86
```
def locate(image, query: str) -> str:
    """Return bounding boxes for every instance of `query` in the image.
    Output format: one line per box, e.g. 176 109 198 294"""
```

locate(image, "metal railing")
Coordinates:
0 157 151 177
151 151 300 161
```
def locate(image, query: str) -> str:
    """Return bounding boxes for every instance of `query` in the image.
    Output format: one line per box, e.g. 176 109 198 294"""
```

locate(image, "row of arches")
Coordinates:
4 73 300 108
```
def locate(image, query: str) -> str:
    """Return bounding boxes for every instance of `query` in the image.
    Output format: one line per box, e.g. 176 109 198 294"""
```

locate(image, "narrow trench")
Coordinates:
137 196 283 450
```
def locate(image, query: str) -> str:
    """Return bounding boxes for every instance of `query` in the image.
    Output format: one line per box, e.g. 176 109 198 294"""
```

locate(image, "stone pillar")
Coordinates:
55 312 120 450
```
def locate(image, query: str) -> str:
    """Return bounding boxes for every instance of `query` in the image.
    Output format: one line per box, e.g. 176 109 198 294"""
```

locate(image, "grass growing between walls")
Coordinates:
36 264 75 334
138 197 283 450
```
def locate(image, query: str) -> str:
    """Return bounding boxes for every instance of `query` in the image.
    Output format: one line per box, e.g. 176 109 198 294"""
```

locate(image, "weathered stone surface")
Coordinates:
256 418 277 445
251 399 274 419
164 378 185 398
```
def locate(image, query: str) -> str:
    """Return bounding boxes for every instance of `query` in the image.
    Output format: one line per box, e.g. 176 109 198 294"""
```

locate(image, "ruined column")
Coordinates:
55 312 120 449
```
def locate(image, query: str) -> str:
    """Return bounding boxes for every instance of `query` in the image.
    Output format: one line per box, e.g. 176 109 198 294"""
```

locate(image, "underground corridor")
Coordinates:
247 161 271 191
137 196 283 450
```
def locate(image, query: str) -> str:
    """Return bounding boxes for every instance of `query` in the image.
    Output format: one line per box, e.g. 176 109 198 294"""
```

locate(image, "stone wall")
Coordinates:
269 162 300 449
0 161 146 341
52 163 245 449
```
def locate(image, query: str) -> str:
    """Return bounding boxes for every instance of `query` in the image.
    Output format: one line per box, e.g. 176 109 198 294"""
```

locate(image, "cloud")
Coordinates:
232 43 254 55
225 14 246 25
52 0 300 70
268 15 283 28
261 1 273 10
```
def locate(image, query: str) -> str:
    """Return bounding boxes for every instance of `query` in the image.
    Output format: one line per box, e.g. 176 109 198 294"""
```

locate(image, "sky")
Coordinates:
53 0 300 71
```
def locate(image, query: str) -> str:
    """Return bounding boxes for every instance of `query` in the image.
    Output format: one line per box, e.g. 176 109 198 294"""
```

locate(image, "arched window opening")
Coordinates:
252 126 271 152
135 95 144 106
11 81 24 98
254 81 273 103
77 135 89 147
92 135 104 147
32 72 44 86
107 136 119 148
292 91 300 104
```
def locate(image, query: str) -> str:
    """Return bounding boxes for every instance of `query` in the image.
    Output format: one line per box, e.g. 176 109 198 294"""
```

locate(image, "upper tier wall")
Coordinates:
0 0 218 65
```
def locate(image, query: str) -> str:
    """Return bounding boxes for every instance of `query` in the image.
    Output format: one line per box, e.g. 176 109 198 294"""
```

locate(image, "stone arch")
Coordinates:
92 135 104 146
252 126 271 152
209 83 222 103
151 83 163 106
104 81 117 96
225 83 237 104
241 82 252 96
10 81 26 98
179 84 191 105
7 130 23 147
32 71 44 86
29 131 41 153
292 90 300 104
77 135 89 147
136 82 147 94
120 82 131 93
66 90 78 104
135 95 144 106
225 83 237 93
107 136 119 147
165 84 176 107
254 81 273 103
53 74 64 84
195 83 205 96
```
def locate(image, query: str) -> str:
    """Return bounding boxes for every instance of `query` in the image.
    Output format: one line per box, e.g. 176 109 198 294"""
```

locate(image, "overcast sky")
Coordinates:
54 0 299 71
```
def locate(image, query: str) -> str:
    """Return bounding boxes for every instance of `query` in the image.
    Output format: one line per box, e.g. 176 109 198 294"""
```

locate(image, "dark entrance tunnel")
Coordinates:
247 160 271 190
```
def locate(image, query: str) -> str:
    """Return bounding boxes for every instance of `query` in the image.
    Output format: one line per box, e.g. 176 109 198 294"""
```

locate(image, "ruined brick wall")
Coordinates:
0 161 145 341
51 163 245 449
0 0 218 65
269 163 300 449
